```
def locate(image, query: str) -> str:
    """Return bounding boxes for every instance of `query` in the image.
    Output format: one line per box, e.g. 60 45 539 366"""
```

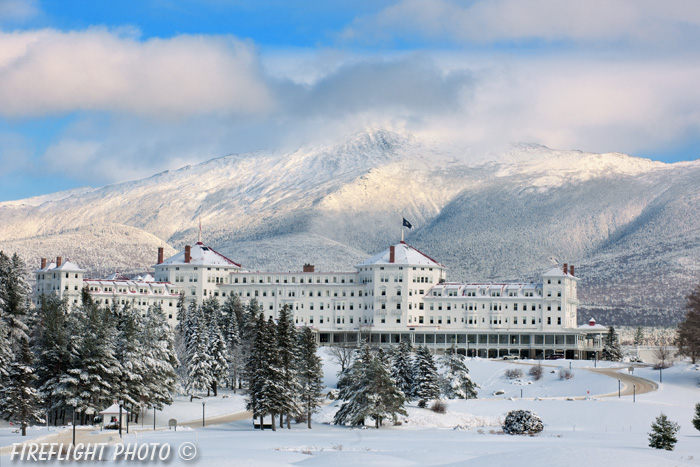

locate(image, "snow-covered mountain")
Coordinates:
2 129 699 325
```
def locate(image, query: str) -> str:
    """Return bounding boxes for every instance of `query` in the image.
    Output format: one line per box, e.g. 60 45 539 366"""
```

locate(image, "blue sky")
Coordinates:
1 0 700 201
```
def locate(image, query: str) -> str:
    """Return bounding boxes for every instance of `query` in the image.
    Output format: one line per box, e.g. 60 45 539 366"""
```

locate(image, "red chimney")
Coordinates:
389 245 395 263
56 256 63 267
570 265 574 277
303 264 315 273
184 245 191 263
157 247 164 264
589 318 596 326
40 258 47 269
563 263 568 275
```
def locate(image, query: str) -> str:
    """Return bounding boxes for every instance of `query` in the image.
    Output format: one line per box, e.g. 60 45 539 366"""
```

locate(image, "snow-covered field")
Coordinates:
2 356 699 466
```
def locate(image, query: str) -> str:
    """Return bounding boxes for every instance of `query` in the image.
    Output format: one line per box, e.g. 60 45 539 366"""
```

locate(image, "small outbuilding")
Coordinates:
99 403 130 430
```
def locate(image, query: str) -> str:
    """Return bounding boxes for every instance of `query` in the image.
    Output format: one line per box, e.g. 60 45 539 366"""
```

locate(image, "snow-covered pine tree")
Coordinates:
240 298 262 389
141 304 179 410
648 413 679 450
602 326 623 361
438 344 477 399
34 294 71 425
58 290 122 425
334 342 373 426
245 312 282 430
114 302 147 421
693 403 700 432
0 252 31 347
413 346 440 408
677 284 700 364
366 349 407 428
296 326 324 429
390 340 415 400
175 293 187 331
0 314 12 406
1 337 43 435
202 297 228 396
257 317 287 431
276 305 299 428
185 305 213 399
221 294 242 391
634 326 645 346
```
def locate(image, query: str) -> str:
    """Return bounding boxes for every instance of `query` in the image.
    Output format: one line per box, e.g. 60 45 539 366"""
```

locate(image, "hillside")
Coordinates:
2 130 699 325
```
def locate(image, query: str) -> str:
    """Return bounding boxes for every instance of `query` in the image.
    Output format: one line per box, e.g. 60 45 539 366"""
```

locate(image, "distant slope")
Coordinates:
2 130 699 325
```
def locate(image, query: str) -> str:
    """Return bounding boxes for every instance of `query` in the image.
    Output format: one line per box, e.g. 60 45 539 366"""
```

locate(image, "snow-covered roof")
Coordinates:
34 262 56 273
159 242 242 268
357 242 445 268
53 261 85 273
543 266 577 279
99 403 130 414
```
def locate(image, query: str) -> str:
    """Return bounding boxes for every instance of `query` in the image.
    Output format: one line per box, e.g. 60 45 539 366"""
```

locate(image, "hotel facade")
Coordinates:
34 241 606 359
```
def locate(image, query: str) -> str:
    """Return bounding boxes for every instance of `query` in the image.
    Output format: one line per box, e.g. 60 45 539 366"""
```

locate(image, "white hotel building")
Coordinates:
34 241 606 359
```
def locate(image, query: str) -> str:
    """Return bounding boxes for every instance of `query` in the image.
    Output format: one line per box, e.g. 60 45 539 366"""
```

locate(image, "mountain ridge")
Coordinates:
2 129 698 326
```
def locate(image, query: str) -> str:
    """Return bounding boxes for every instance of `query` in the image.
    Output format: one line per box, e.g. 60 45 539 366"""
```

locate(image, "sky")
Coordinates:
1 0 700 201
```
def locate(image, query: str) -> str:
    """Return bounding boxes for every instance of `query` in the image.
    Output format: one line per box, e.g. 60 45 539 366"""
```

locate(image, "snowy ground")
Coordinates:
1 355 699 466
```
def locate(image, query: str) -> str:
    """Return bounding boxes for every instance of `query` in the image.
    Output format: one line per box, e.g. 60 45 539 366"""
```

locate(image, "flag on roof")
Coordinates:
403 218 412 229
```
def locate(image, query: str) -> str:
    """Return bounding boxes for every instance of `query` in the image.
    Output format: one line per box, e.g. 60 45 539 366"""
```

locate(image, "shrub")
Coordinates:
504 368 523 379
293 412 308 424
648 413 679 451
559 368 574 380
430 400 447 414
529 364 544 381
693 403 700 432
502 410 544 435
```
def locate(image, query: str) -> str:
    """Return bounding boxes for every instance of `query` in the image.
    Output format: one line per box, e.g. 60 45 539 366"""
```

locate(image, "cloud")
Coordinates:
0 28 274 118
0 0 39 24
340 0 700 47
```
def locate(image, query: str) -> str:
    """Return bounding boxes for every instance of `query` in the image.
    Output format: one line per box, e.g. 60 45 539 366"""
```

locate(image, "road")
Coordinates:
501 360 658 399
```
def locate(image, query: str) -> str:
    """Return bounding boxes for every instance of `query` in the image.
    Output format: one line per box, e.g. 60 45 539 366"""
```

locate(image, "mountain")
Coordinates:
2 129 699 326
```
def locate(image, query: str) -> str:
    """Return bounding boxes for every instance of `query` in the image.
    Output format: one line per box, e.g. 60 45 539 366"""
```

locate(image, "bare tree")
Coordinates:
654 345 673 369
326 345 357 374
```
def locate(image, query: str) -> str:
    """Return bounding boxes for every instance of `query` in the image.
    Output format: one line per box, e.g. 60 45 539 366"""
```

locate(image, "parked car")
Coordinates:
545 353 565 360
503 355 520 360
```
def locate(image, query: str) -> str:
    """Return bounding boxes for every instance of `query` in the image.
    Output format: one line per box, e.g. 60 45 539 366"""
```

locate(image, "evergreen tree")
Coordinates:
676 284 700 364
34 294 71 425
365 349 407 428
202 297 227 396
257 317 287 431
296 327 324 429
692 402 700 432
413 346 440 408
438 344 477 399
141 304 179 410
276 305 299 428
648 413 679 450
602 326 623 361
0 252 31 346
175 293 187 331
334 343 373 426
185 305 213 398
634 326 645 346
115 303 147 418
221 294 242 391
240 299 262 389
1 337 43 435
58 290 122 424
390 340 415 400
245 311 266 426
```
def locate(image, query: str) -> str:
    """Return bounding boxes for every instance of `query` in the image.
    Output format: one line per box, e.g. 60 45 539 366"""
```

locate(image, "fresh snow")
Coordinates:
3 357 699 466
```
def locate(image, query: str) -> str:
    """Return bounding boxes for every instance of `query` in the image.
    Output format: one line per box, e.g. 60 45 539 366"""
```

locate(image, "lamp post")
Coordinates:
154 408 156 431
118 400 124 439
72 405 76 447
618 380 621 398
202 401 206 427
659 367 662 383
633 385 636 403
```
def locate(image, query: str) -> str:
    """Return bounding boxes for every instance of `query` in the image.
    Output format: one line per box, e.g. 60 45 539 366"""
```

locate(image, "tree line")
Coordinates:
0 252 178 436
